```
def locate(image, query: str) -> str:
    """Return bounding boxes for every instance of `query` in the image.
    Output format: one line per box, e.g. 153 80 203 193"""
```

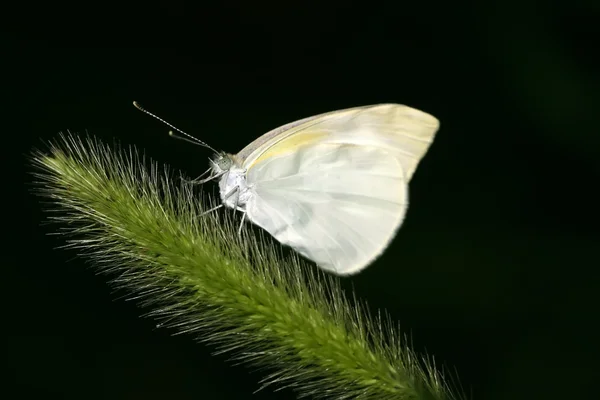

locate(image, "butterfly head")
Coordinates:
210 152 238 175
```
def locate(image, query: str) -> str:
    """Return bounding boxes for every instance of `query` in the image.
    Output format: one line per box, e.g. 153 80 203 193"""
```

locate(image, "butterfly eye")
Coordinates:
217 157 229 169
211 154 233 172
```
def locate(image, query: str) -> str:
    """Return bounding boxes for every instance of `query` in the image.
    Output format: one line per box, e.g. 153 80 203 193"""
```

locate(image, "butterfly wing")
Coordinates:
237 104 439 182
244 142 408 275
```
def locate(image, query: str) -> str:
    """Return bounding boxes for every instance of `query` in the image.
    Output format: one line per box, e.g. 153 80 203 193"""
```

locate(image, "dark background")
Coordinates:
6 1 600 399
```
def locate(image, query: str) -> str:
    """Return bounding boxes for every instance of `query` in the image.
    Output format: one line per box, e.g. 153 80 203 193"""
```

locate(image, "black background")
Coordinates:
6 1 600 399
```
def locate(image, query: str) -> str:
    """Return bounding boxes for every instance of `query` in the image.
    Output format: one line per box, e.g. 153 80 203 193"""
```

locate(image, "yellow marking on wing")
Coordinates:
247 130 328 170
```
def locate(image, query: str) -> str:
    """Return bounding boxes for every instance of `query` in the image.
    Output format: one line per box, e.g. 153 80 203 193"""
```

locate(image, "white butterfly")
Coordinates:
135 103 439 276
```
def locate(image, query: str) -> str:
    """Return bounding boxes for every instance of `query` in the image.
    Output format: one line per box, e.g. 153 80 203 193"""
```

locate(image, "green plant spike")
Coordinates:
30 133 464 400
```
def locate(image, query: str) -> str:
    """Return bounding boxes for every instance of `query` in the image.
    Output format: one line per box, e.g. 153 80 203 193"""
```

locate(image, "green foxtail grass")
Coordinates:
30 133 464 400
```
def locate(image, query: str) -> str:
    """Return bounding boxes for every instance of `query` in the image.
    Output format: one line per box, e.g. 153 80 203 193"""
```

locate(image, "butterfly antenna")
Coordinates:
133 101 218 153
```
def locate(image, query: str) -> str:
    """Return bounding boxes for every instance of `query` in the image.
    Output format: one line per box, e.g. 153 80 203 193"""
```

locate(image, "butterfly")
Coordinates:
134 102 439 275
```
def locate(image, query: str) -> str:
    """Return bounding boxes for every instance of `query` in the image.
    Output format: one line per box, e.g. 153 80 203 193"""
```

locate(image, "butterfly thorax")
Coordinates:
212 153 252 211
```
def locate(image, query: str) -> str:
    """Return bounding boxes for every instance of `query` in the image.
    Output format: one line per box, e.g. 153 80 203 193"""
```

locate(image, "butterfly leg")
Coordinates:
228 186 247 236
221 186 241 210
199 184 242 219
237 212 247 236
199 203 223 216
185 168 225 185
